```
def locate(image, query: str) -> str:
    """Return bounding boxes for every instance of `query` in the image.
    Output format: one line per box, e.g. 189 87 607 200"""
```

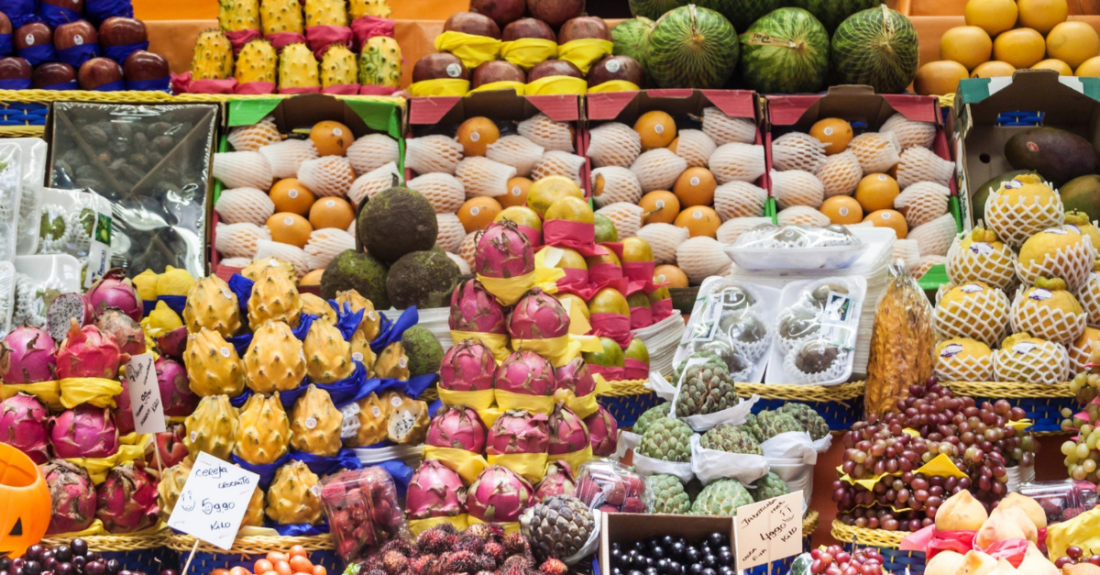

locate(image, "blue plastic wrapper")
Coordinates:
227 331 253 356
232 452 291 489
272 520 329 537
156 294 186 316
370 307 417 353
292 313 317 340
57 42 100 69
0 78 32 89
103 40 146 63
91 79 124 91
84 0 132 24
42 80 78 90
0 34 12 57
39 1 79 27
290 449 363 477
126 76 169 92
18 42 56 66
1 0 39 27
331 301 365 342
361 373 437 401
281 361 369 407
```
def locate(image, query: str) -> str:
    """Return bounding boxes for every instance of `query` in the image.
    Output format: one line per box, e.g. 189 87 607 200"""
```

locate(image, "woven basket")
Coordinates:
944 381 1074 434
831 521 925 575
43 531 176 573
598 379 661 428
803 510 819 552
166 532 343 574
738 381 866 430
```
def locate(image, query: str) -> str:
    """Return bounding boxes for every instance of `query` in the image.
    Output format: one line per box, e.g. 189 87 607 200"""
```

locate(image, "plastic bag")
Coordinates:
34 188 114 287
573 459 646 512
318 466 408 562
11 138 48 256
725 223 864 271
0 143 23 262
767 277 867 386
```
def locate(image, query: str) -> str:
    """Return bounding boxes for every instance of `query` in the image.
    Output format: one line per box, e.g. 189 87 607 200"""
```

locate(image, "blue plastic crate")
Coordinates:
100 546 178 574
176 547 344 574
969 395 1074 433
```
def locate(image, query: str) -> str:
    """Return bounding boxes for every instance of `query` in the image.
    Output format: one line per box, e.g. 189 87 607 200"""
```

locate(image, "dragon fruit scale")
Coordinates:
449 279 507 334
584 406 618 457
467 465 533 523
157 357 199 417
487 410 550 455
0 393 49 464
290 384 343 457
183 275 241 338
86 268 142 323
149 423 190 468
547 404 589 456
266 460 324 525
41 460 97 534
234 392 291 465
494 350 556 396
439 338 495 392
426 404 488 453
476 220 535 280
184 395 240 461
509 288 570 341
56 319 125 380
304 318 354 384
46 293 95 342
244 320 307 393
156 458 192 520
94 308 146 356
50 405 119 459
554 357 597 397
249 266 303 328
407 459 467 520
534 461 575 502
184 327 246 397
95 464 159 533
243 486 266 527
0 325 57 384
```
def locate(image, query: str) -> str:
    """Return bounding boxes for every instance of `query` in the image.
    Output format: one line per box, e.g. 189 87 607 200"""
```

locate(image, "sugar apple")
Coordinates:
644 474 693 514
751 472 790 502
633 404 671 436
744 410 804 443
700 424 762 455
671 350 727 385
691 479 753 516
777 403 830 441
519 495 596 561
637 417 693 462
675 362 737 417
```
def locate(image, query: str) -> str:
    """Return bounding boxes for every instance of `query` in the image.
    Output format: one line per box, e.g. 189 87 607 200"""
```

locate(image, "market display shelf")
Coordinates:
43 531 176 574
830 521 925 575
166 532 343 574
944 381 1074 434
739 381 866 431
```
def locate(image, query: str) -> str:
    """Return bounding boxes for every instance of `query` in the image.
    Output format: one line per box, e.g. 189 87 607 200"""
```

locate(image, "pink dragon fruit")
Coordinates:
56 319 126 380
50 405 119 459
95 464 159 533
115 376 135 436
406 459 467 519
487 410 549 455
475 220 534 279
156 326 188 359
426 404 488 453
547 404 589 456
148 423 189 468
95 307 146 356
86 268 143 322
46 292 95 342
41 459 97 534
534 461 575 502
0 392 49 463
555 357 597 397
466 465 533 523
0 325 57 384
156 357 199 416
508 288 570 341
494 350 556 396
439 338 496 392
584 406 618 457
449 279 507 334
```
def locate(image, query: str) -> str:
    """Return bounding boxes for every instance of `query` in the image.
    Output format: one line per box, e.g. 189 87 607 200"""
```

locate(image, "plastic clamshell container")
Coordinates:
318 466 407 563
0 262 14 336
725 224 866 271
13 254 85 293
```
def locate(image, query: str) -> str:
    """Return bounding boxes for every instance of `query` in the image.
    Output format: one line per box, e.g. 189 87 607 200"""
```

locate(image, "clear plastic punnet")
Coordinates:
0 262 14 337
766 277 867 386
1016 480 1098 525
11 138 47 257
318 466 408 563
575 458 646 513
725 223 865 271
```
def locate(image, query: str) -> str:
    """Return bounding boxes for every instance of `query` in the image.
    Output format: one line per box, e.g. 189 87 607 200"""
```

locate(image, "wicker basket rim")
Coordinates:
42 531 166 551
829 519 907 549
943 381 1072 398
165 532 334 555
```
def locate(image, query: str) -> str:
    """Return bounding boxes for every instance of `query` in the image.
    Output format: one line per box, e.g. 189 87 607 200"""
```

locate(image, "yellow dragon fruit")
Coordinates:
375 342 409 380
219 0 260 31
350 329 377 376
359 37 401 88
384 391 429 444
300 293 335 324
243 486 266 527
184 328 245 397
235 38 277 84
289 385 342 456
242 258 297 284
184 395 240 461
321 44 357 88
192 29 234 80
278 43 320 91
234 392 291 464
244 321 306 393
343 392 389 447
249 266 302 328
183 276 241 337
156 458 193 520
349 0 390 19
304 319 354 383
260 0 304 36
266 460 323 524
335 290 381 342
304 0 348 27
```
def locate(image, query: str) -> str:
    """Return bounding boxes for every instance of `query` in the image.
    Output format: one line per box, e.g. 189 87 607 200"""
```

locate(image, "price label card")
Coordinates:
125 353 165 435
167 452 260 550
734 491 803 572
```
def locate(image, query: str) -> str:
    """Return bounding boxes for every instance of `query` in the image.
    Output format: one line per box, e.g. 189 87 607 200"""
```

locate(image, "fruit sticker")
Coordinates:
606 59 620 73
969 243 994 255
961 283 983 293
940 343 964 358
1029 288 1052 301
1027 141 1039 152
1013 342 1038 355
446 64 462 77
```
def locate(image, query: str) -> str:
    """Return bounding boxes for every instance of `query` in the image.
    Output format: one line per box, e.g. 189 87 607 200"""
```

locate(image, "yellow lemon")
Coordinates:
971 60 1016 78
1078 56 1100 77
914 60 970 96
1046 21 1100 69
526 175 583 216
1031 58 1073 75
132 269 158 301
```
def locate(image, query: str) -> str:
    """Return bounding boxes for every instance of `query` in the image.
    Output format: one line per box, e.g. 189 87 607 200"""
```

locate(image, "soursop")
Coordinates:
645 474 692 514
691 479 753 516
777 403 829 440
700 424 762 455
744 410 804 443
751 472 790 502
636 417 693 463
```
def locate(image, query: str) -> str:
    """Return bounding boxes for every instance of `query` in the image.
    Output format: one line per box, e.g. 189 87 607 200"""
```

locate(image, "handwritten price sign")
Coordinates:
734 491 803 572
167 452 260 550
125 354 165 435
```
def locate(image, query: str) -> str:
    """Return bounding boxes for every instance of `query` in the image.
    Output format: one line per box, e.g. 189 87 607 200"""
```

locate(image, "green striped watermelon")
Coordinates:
612 17 656 69
629 0 683 20
788 0 883 33
647 5 740 89
830 5 919 94
739 8 828 94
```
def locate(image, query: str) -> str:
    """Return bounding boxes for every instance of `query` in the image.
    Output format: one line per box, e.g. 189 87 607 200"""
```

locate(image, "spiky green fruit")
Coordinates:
278 42 320 90
192 29 234 80
645 474 692 514
672 351 726 386
260 0 304 36
777 403 830 441
691 479 753 516
700 424 762 455
632 404 670 436
359 36 402 88
636 417 693 463
235 39 277 84
321 44 357 88
219 0 260 32
675 362 737 417
751 472 790 502
744 410 804 443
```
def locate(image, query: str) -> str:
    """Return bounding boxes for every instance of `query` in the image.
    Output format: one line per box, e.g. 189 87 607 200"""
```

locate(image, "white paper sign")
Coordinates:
167 452 260 550
125 353 165 435
734 491 804 573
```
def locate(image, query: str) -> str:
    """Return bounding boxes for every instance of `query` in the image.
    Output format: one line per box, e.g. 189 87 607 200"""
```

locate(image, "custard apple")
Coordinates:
645 474 692 514
675 362 737 417
633 404 671 436
751 472 790 502
777 403 830 440
691 479 753 516
744 410 804 443
637 417 693 462
700 424 762 455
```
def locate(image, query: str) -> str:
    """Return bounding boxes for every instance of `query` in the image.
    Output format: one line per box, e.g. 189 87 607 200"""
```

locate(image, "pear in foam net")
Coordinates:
935 489 988 531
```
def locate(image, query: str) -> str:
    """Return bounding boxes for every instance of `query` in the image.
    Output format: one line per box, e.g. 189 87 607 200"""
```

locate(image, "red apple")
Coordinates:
473 60 526 88
54 20 98 51
528 59 582 81
559 16 609 43
0 12 11 35
443 11 501 39
78 57 122 89
0 57 31 80
413 53 469 83
470 0 526 28
123 50 168 81
526 0 584 27
587 55 643 87
14 23 51 50
98 17 147 47
502 18 556 42
41 0 84 17
33 62 76 88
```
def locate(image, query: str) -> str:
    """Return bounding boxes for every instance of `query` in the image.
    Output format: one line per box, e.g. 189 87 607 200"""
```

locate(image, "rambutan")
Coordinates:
441 550 480 574
539 558 568 575
482 542 505 566
503 533 531 557
383 550 409 575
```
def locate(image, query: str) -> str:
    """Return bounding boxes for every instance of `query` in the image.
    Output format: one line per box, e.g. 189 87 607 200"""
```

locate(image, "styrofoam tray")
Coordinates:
14 254 84 292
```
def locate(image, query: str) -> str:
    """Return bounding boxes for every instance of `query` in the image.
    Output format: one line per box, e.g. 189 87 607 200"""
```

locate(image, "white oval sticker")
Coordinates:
839 207 849 217
333 128 343 137
220 347 231 358
325 199 336 207
310 485 322 497
222 289 233 299
606 59 621 73
446 63 461 78
654 124 665 134
940 343 964 358
1029 288 1052 301
470 132 480 142
283 217 294 226
190 431 198 442
823 127 834 136
399 357 408 368
655 200 665 210
690 176 700 187
368 311 377 321
878 175 887 182
970 243 994 256
512 186 522 197
305 417 317 430
693 210 703 220
352 351 364 362
961 283 983 293
74 35 84 45
656 274 666 283
390 395 403 407
470 206 480 216
24 34 34 45
372 406 383 417
288 188 299 199
880 212 891 220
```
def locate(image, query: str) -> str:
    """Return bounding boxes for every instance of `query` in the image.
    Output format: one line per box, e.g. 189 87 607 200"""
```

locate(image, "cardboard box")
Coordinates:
598 513 735 575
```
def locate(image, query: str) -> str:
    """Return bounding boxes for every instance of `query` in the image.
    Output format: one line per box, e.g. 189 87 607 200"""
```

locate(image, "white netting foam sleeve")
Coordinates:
637 223 690 265
1078 272 1100 328
486 135 545 177
406 135 464 175
881 113 937 150
596 203 645 239
215 222 272 259
848 132 901 174
771 170 824 210
254 240 310 278
348 162 401 207
632 148 688 192
909 214 958 257
676 237 732 284
673 129 717 169
815 151 863 198
894 182 950 228
708 143 765 185
213 151 274 191
408 172 467 214
777 206 829 227
935 349 994 383
984 189 1065 250
593 166 643 207
587 123 641 168
456 157 516 198
896 147 955 189
934 286 1011 346
945 233 1018 291
1016 235 1096 292
717 217 773 245
298 156 355 197
532 151 585 185
772 132 826 173
518 113 575 152
347 133 400 176
436 213 466 253
714 181 767 220
258 139 318 180
229 117 282 152
1011 287 1088 346
215 187 276 226
702 107 756 146
993 340 1070 384
305 228 356 270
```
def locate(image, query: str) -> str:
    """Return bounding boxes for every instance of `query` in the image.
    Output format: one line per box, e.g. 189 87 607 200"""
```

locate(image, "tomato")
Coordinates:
230 567 252 575
289 545 307 558
289 556 314 574
262 571 280 575
255 560 274 574
213 570 231 575
275 561 294 575
313 566 327 575
268 552 289 563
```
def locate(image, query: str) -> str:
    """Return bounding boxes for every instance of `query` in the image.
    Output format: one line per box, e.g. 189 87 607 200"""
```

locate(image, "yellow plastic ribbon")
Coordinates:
557 39 613 75
1009 419 1034 432
451 330 512 363
59 377 123 409
66 442 147 484
487 452 548 484
239 526 281 537
1049 507 1100 560
421 445 489 485
437 387 497 411
902 428 921 438
409 79 471 97
494 389 555 414
467 516 521 535
550 445 593 472
559 376 612 419
54 519 107 538
915 453 969 479
511 334 579 368
500 39 558 70
434 31 503 70
470 81 525 94
409 515 470 537
524 76 588 96
588 80 641 93
478 267 565 307
1 380 63 410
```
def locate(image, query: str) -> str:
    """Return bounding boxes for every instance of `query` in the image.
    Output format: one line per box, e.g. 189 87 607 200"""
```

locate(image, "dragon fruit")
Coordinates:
547 404 589 456
248 266 302 328
439 338 496 392
156 326 189 359
449 279 507 334
494 350 556 396
554 357 597 396
50 405 119 459
234 392 291 464
0 325 57 384
244 320 307 393
386 395 430 444
95 464 159 533
508 288 570 340
487 410 550 455
156 458 192 520
149 423 189 468
184 327 245 397
184 395 239 461
303 319 355 384
86 268 142 323
41 459 97 534
467 465 533 523
95 307 146 356
0 393 49 463
476 220 535 279
290 384 343 456
406 459 467 519
115 376 136 436
46 293 95 342
157 357 199 416
534 461 575 502
426 404 488 453
183 275 241 338
56 319 125 380
266 460 323 525
584 406 619 457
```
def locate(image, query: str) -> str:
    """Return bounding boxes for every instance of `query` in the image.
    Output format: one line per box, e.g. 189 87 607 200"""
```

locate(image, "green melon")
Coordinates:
739 7 828 94
612 17 656 69
830 5 919 94
629 0 683 20
788 0 883 33
694 0 781 33
647 5 740 89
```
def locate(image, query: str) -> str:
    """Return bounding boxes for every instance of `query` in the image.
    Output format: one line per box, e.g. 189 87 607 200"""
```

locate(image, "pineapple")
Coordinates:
191 29 234 80
279 43 321 90
304 0 348 27
349 0 390 19
260 0 304 36
219 0 260 32
235 38 278 84
359 36 401 88
321 44 357 88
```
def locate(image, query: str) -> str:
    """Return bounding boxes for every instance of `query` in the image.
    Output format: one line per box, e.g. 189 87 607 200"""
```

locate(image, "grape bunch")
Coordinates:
1060 422 1100 483
808 546 884 575
1055 546 1100 569
833 473 971 531
0 540 175 575
1070 370 1100 404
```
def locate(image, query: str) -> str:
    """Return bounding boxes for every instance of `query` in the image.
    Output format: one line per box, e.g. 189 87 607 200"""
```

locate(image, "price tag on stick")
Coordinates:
168 452 260 556
734 491 804 573
125 353 165 435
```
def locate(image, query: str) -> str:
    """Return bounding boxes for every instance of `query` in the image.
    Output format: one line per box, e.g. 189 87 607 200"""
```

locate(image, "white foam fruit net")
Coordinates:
460 232 479 270
714 181 767 220
228 117 282 152
848 132 901 174
945 233 1018 290
676 237 732 284
777 206 830 227
934 285 1011 346
893 239 923 274
1078 272 1100 328
305 228 356 270
632 148 688 192
518 113 575 152
406 135 464 175
254 240 310 278
1016 234 1096 292
701 107 756 146
894 182 950 228
637 223 689 265
596 203 644 239
914 255 947 280
213 151 274 191
673 129 717 169
347 134 400 175
816 151 863 198
408 172 466 214
456 157 516 198
708 143 765 185
935 346 994 383
348 162 401 207
717 217 772 244
486 135 545 177
258 139 319 180
1011 287 1088 346
437 213 466 253
897 147 956 189
587 122 641 168
593 166 643 207
993 339 1069 384
985 189 1065 250
220 257 251 268
449 253 471 275
215 222 272 259
771 169 824 210
910 214 958 257
880 113 937 150
1069 331 1099 373
532 151 585 184
299 156 355 197
772 132 826 173
215 187 276 226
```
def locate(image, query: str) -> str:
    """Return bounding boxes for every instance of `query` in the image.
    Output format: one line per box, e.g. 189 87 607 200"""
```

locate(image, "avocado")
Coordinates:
319 250 390 309
359 187 439 265
1004 127 1100 187
1061 174 1100 223
386 249 461 309
969 170 1035 224
401 325 444 378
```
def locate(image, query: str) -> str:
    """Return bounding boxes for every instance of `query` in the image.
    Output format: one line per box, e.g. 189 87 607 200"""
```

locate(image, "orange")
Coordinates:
300 269 323 286
992 28 1046 69
634 110 677 150
1031 58 1073 75
854 173 900 212
266 212 313 248
269 178 316 215
863 209 908 239
456 116 500 157
673 206 720 238
1078 56 1100 77
500 176 532 208
914 61 970 96
458 197 503 233
654 265 688 289
1017 0 1068 34
309 121 353 156
964 0 1018 36
1046 21 1100 69
971 60 1016 78
639 191 681 224
820 196 864 225
940 26 993 71
309 197 355 230
673 167 718 207
809 118 854 155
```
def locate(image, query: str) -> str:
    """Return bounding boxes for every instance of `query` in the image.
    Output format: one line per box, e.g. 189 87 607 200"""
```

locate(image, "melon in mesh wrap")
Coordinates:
702 107 756 146
771 169 824 210
456 157 516 198
1069 328 1100 373
738 7 829 95
896 147 955 189
993 337 1069 385
305 228 356 270
518 113 575 152
299 156 356 197
588 123 642 168
848 132 901 174
881 113 936 150
772 132 826 173
647 5 739 89
708 143 765 185
676 236 732 283
632 148 688 192
259 139 319 180
894 182 950 228
637 223 690 265
532 151 585 184
777 206 829 227
1010 286 1087 346
436 213 466 254
254 240 310 278
593 166 643 207
1015 227 1096 292
717 217 772 244
672 129 717 168
215 187 276 226
459 232 479 270
213 151 274 191
984 184 1065 250
349 162 401 207
830 5 919 95
909 214 959 257
945 232 1017 291
934 282 1010 346
229 117 282 152
486 135 545 177
216 222 272 259
914 255 946 280
816 151 863 197
597 203 646 239
714 181 767 220
934 338 994 383
407 135 464 175
347 133 400 175
408 173 466 214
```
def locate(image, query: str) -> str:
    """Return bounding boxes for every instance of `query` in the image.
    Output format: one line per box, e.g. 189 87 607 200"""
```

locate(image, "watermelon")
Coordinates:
629 0 683 20
830 5 919 94
788 0 883 33
694 0 780 32
613 17 656 69
739 8 828 94
647 5 740 89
